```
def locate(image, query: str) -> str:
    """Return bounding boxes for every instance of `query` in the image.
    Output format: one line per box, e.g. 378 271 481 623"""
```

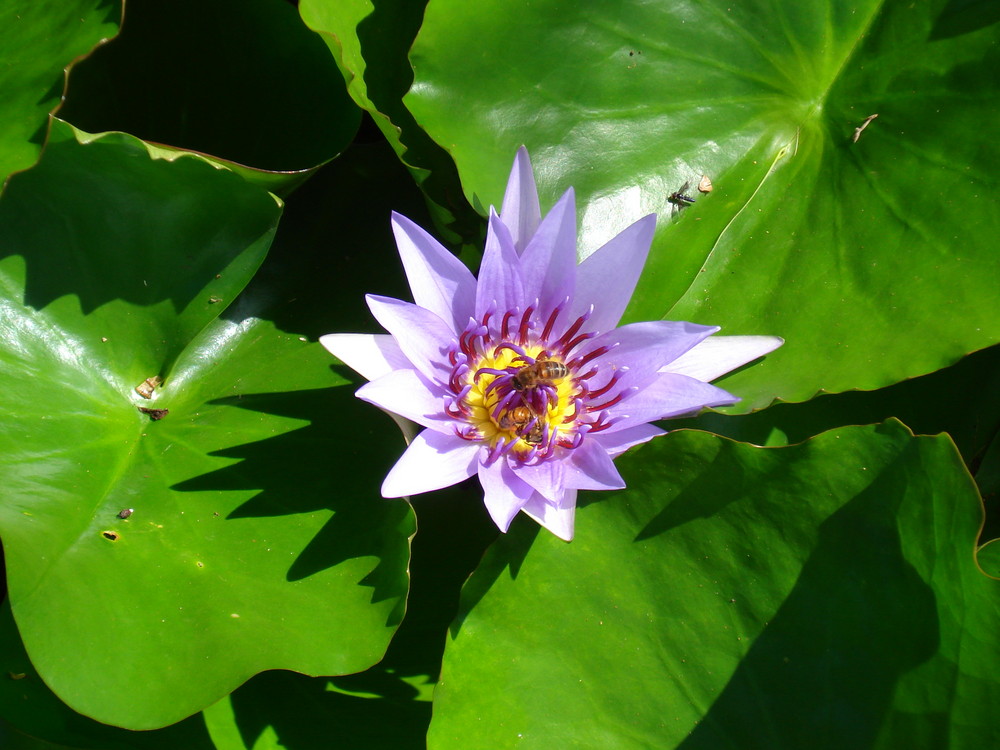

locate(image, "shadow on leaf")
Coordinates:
172 383 412 621
227 669 429 750
678 446 939 749
448 516 539 639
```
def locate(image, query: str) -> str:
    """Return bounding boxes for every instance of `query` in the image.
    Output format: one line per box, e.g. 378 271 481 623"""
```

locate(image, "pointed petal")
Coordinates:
319 333 409 382
606 372 739 432
577 320 720 391
475 210 525 319
499 146 541 254
590 423 666 458
509 454 566 504
521 491 577 541
563 439 626 490
391 212 477 333
381 429 480 498
573 214 656 331
479 460 534 532
519 187 577 311
356 368 451 432
365 295 453 384
663 335 784 382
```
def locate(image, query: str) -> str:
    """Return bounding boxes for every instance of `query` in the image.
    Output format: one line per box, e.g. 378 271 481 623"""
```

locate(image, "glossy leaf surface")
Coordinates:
405 0 1000 409
429 422 999 749
0 121 412 729
0 602 215 749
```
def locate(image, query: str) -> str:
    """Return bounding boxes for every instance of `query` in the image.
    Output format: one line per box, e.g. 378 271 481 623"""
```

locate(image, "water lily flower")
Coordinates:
321 148 782 541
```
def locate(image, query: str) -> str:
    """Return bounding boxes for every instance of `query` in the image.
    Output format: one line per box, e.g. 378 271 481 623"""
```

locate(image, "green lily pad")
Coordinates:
979 539 1000 578
59 0 360 193
672 344 1000 463
0 602 215 749
0 0 120 183
201 669 431 750
404 0 1000 410
0 120 412 729
429 421 999 749
298 0 483 243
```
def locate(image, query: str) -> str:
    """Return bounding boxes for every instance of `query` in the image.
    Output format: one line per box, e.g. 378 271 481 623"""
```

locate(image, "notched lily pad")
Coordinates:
0 0 121 184
0 121 412 729
59 0 361 193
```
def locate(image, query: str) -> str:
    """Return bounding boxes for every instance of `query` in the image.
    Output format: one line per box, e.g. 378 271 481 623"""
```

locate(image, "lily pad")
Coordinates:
404 0 1000 410
979 539 1000 578
298 0 483 242
59 0 360 193
0 602 215 749
0 121 412 729
429 421 999 749
202 669 431 750
0 0 120 183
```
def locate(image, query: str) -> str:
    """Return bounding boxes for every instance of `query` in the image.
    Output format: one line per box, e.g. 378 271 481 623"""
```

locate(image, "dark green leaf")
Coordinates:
979 539 1000 578
202 670 430 750
60 0 360 189
299 0 483 244
429 422 999 749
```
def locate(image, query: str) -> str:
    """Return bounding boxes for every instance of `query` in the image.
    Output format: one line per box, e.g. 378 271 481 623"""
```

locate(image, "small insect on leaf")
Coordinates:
137 407 169 421
117 508 134 519
852 113 878 143
135 376 162 399
668 181 696 207
208 295 223 304
698 174 713 193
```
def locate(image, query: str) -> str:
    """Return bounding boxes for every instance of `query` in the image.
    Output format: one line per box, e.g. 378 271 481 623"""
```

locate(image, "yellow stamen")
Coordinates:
464 345 576 453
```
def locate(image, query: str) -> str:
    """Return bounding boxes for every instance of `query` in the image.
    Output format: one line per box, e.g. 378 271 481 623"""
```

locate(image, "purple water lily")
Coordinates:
321 148 781 540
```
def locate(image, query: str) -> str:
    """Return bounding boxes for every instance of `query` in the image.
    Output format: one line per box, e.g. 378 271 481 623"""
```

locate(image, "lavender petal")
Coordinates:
573 214 656 332
319 333 410 383
391 212 477 333
381 429 480 498
499 145 541 254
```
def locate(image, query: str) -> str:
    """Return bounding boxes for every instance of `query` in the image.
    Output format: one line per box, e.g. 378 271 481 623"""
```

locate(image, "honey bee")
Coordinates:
511 360 569 392
498 404 534 431
498 403 546 446
521 419 545 446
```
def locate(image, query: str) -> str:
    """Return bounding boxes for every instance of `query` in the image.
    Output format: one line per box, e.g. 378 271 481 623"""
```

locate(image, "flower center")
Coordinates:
445 302 624 465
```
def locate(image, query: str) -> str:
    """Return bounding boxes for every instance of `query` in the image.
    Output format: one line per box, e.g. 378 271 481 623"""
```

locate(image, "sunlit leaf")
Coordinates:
0 121 412 729
0 0 120 183
0 602 214 749
405 0 1000 409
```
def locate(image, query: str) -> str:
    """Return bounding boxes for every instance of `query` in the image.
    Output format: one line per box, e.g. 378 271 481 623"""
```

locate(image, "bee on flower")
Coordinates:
321 148 781 540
